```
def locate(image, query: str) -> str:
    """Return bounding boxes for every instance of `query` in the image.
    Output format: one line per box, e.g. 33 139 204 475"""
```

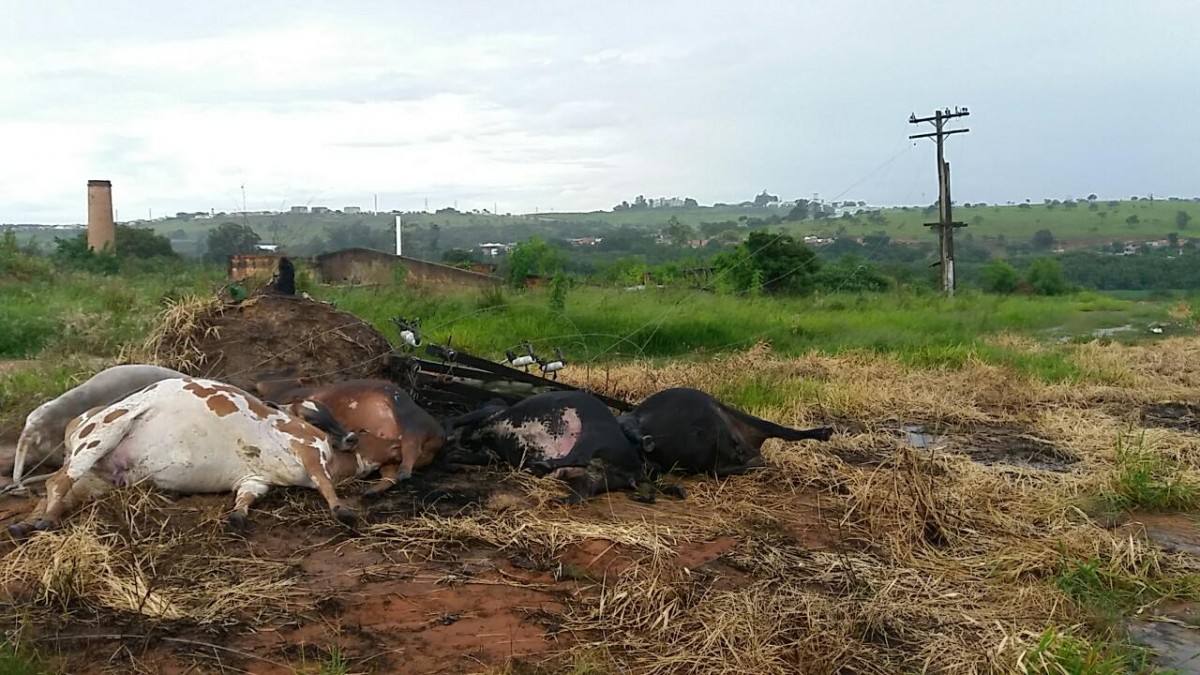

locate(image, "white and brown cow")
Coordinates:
8 377 393 538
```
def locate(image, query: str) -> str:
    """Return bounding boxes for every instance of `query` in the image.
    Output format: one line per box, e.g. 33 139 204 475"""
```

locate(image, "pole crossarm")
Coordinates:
909 128 970 140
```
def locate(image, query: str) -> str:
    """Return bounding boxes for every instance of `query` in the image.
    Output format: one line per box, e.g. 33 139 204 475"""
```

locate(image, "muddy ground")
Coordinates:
3 413 1199 674
0 459 832 675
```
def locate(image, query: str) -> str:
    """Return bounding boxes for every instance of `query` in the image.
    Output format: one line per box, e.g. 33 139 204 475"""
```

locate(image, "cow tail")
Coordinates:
723 404 833 442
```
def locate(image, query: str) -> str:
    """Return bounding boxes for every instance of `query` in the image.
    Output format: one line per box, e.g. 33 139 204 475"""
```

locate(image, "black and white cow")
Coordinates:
443 390 681 504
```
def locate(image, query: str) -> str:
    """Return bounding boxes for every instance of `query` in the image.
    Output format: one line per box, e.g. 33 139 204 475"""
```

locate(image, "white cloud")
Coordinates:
1 1 1199 223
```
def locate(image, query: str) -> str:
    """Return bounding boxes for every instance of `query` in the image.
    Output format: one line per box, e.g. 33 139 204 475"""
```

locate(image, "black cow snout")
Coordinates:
529 460 553 476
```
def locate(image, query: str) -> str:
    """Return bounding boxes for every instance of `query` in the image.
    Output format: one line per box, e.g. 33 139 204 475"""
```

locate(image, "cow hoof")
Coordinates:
816 427 834 442
32 519 56 532
333 506 359 527
662 483 687 500
629 492 656 504
226 512 249 531
7 523 32 539
555 493 585 506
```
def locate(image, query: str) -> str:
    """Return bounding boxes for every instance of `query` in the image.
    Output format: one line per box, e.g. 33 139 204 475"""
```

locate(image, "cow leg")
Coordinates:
227 480 270 531
9 470 110 537
307 467 358 527
295 444 359 527
713 452 768 478
361 463 405 500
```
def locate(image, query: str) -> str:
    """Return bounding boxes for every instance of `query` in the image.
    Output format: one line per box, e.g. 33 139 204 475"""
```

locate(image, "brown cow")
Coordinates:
256 378 445 499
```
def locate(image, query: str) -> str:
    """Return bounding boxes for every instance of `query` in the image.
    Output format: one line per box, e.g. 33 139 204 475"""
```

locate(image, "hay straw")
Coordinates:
0 489 303 627
7 336 1200 672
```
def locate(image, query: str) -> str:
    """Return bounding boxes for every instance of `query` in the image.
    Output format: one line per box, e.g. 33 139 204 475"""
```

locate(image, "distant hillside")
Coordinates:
6 198 1197 259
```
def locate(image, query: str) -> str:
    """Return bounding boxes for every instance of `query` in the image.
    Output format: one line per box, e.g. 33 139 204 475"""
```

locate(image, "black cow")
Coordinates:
617 387 833 478
443 390 681 504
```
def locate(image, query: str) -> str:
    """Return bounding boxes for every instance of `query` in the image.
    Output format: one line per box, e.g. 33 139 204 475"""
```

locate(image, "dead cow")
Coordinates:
617 387 834 477
7 377 387 538
256 378 445 499
10 364 188 484
444 390 680 504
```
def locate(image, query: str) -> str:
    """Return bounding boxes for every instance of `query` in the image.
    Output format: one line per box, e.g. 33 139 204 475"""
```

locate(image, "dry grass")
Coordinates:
132 293 223 373
5 336 1200 673
0 487 304 632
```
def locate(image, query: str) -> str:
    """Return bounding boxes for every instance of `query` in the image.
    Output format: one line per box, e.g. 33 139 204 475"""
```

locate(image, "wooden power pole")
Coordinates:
909 107 970 296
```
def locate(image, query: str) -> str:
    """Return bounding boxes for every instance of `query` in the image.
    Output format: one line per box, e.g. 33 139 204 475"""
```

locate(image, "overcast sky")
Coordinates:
1 1 1196 223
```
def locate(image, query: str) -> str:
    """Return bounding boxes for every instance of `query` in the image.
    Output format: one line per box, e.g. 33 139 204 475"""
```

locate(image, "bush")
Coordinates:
980 259 1020 294
0 231 54 282
1028 257 1069 296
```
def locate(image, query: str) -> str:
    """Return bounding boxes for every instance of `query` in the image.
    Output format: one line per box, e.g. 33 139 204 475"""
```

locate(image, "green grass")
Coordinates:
1055 551 1200 631
316 283 1171 382
1020 626 1162 675
784 200 1198 247
0 265 223 359
0 642 45 675
0 265 1181 439
1103 436 1200 513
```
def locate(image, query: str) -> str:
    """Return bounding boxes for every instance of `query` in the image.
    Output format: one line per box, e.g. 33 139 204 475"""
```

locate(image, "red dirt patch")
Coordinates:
0 360 33 374
1122 511 1200 557
0 475 841 674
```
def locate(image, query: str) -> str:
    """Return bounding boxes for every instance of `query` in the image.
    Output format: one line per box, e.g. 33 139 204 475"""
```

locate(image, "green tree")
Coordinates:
1126 215 1140 226
714 230 820 295
52 235 120 274
205 222 262 263
683 197 698 207
505 236 564 287
753 190 779 207
113 224 177 258
1031 229 1057 250
786 200 811 221
980 259 1020 294
1176 211 1192 230
664 216 696 247
441 248 477 265
1027 257 1068 295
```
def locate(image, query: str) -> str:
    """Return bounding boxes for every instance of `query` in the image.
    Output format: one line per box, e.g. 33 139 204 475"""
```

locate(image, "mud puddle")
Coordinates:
900 423 1078 472
1142 402 1200 433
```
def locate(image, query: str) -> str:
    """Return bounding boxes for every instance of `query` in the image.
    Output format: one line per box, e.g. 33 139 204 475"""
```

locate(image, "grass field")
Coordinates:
3 268 1200 672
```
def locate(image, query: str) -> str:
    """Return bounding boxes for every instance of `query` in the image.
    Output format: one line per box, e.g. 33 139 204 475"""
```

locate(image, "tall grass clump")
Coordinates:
1103 435 1200 513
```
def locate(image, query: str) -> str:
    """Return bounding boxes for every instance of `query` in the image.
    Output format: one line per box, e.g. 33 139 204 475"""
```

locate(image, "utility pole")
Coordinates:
909 106 970 296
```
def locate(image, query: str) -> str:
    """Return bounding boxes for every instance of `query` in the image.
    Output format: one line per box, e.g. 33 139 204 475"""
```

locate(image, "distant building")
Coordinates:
478 242 513 257
648 197 686 208
311 206 331 215
566 237 603 246
343 206 362 214
289 206 309 214
255 243 280 253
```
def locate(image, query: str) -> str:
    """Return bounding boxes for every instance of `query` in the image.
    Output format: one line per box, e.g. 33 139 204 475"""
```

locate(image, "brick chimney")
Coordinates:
87 179 115 252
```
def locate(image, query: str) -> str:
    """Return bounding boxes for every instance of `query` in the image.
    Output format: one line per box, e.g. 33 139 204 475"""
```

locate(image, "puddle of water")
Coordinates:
1092 324 1135 338
898 424 1077 473
1143 402 1200 433
1125 620 1200 673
